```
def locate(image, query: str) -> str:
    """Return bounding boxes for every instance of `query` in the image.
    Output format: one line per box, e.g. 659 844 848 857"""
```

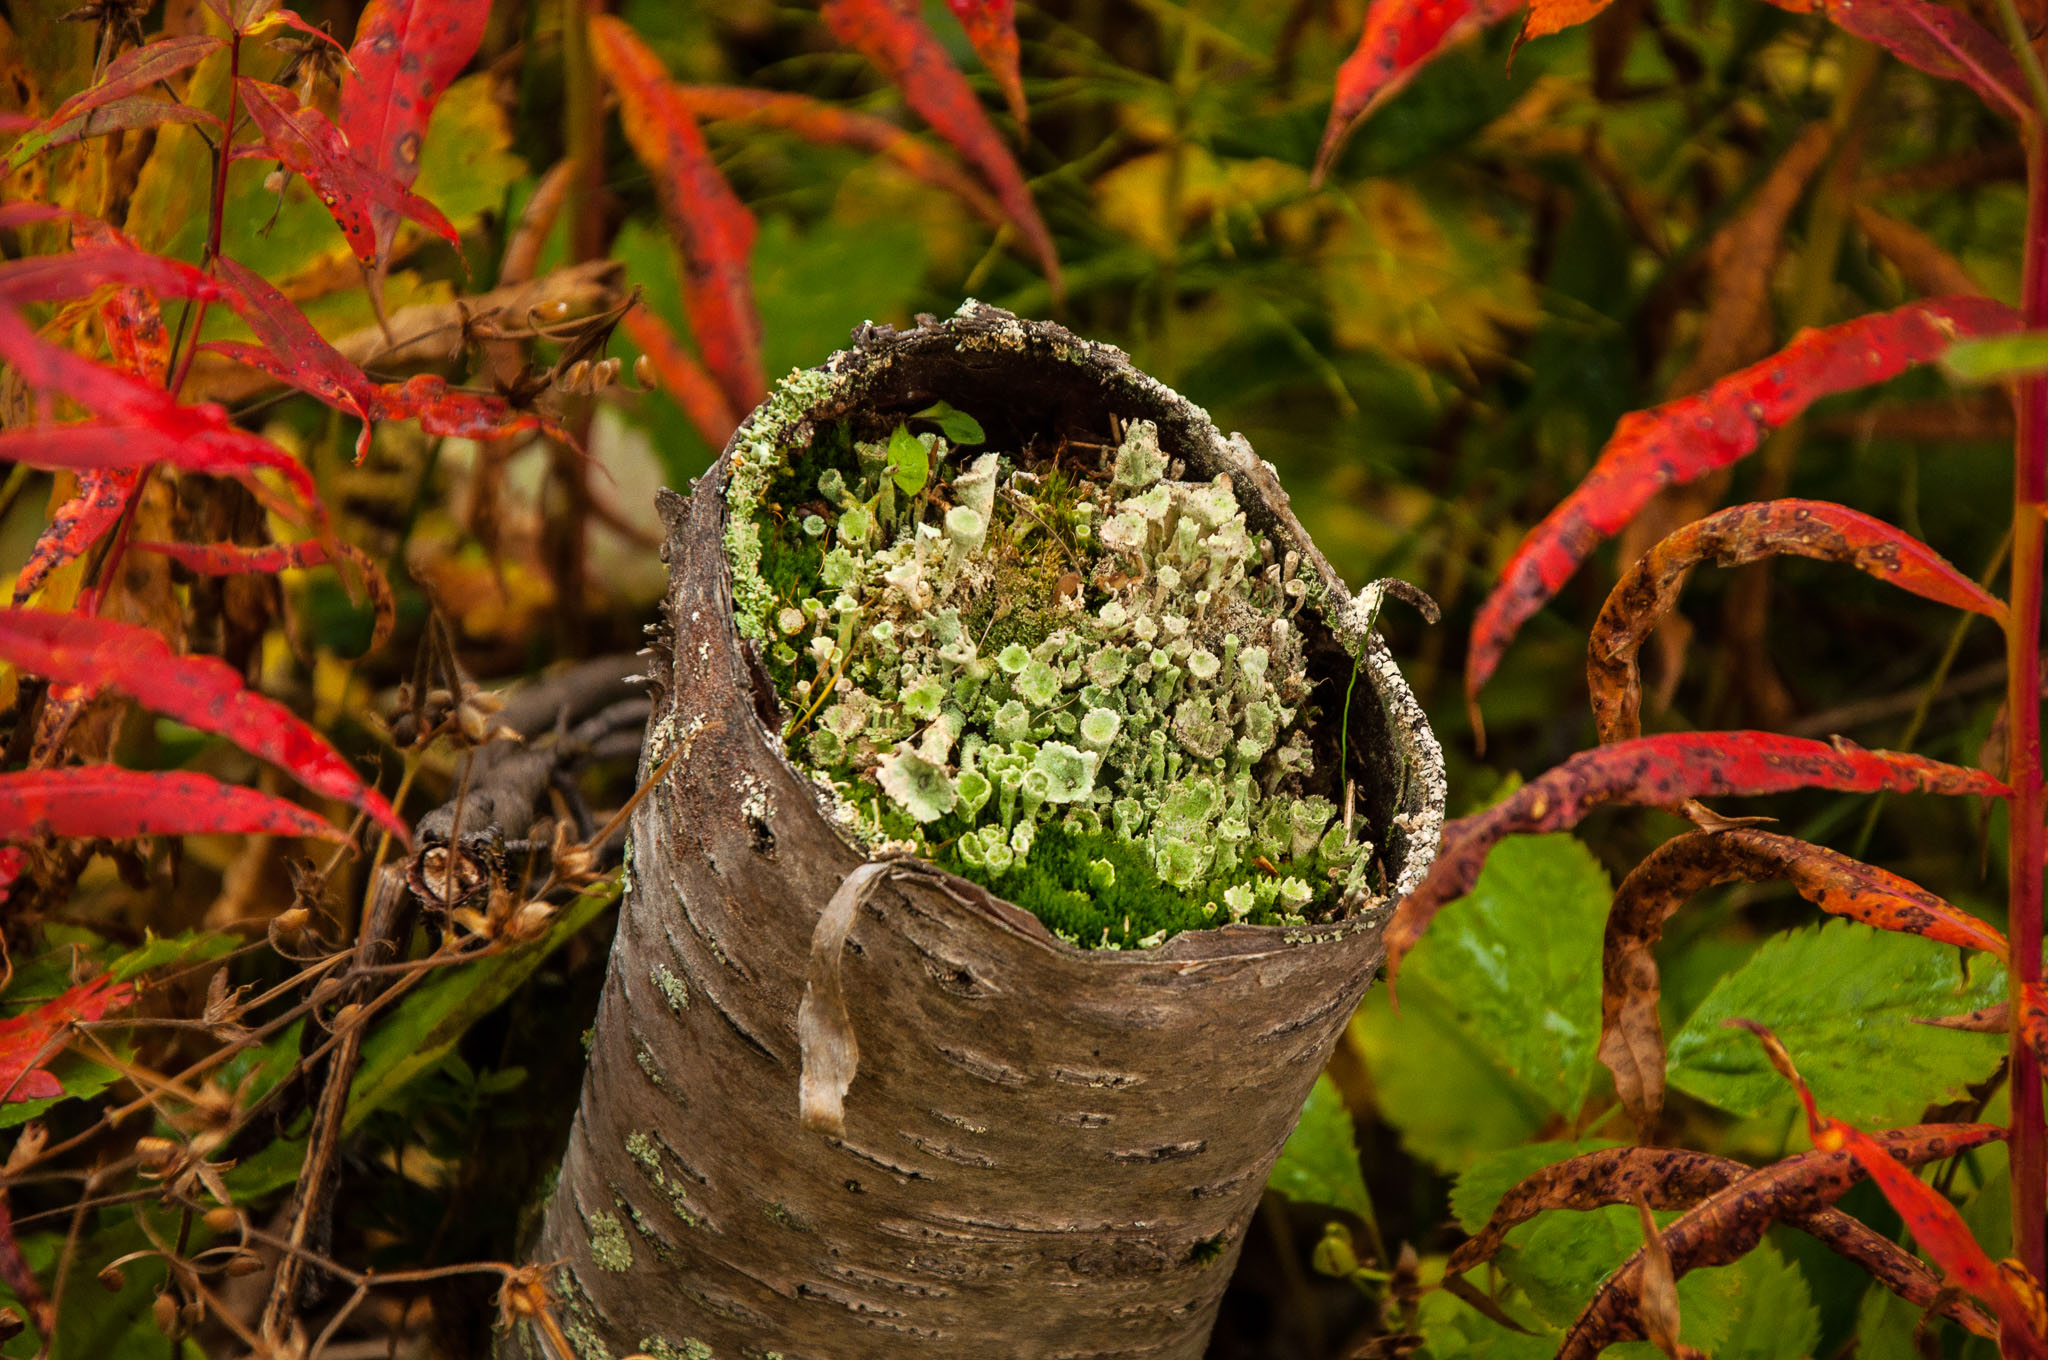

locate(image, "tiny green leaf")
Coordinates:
1941 331 2048 384
887 423 931 497
912 399 986 445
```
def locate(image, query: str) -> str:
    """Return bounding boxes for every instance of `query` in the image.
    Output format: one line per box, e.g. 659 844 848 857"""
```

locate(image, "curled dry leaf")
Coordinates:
590 17 766 415
1465 297 2023 717
670 84 1009 235
1597 828 2007 1132
619 308 738 450
1589 500 2004 747
235 78 459 272
819 0 1063 300
136 538 396 655
1383 732 2009 981
1549 1122 2008 1357
0 768 347 844
1312 0 1523 186
0 973 132 1103
0 608 404 838
1733 1021 2047 1356
336 0 491 264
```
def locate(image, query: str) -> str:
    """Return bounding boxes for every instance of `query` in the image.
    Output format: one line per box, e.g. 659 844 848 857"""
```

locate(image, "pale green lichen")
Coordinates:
651 962 689 1014
640 1337 715 1360
586 1209 633 1273
730 385 1383 949
552 1268 614 1360
625 1130 702 1228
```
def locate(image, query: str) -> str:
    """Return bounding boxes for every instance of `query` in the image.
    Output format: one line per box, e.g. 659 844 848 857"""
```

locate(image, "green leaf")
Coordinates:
1348 986 1553 1172
1665 920 2005 1127
1268 1074 1375 1226
887 424 931 497
1941 331 2048 384
110 928 237 982
912 400 986 445
1398 834 1612 1120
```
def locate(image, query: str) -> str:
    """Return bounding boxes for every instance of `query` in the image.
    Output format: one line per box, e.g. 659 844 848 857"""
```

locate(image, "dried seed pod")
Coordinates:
203 1206 240 1234
98 1264 126 1292
134 1136 177 1171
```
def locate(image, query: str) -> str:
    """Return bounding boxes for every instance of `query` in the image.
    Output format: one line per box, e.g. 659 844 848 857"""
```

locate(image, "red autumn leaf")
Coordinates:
67 226 175 382
1736 1021 2048 1356
0 973 131 1104
945 0 1027 131
1772 0 2031 122
11 470 137 606
337 0 491 263
0 767 346 844
1589 500 2005 748
235 78 459 271
1599 828 2008 1133
819 0 1063 301
41 35 222 130
1383 732 2010 980
213 256 375 440
0 243 223 312
620 308 738 451
670 84 1009 236
367 373 574 448
136 537 397 655
4 99 220 178
0 608 404 839
1466 296 2023 716
589 17 765 415
1312 0 1522 186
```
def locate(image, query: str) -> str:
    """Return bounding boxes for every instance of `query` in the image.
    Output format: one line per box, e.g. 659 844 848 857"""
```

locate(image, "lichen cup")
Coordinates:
519 304 1445 1360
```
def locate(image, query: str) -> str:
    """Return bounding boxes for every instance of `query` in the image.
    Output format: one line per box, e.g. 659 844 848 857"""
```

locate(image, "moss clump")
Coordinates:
728 403 1382 949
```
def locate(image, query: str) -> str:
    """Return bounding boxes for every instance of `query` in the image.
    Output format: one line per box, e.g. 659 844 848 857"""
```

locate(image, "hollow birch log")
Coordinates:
516 304 1446 1360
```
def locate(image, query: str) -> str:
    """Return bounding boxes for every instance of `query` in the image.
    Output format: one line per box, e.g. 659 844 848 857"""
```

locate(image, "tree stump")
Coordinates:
517 305 1445 1360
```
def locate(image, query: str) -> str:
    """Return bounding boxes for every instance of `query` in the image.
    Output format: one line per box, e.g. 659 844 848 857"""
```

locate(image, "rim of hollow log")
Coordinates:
664 300 1447 963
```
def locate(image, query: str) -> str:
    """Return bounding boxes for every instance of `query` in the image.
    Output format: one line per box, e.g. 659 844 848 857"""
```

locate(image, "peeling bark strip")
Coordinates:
518 305 1445 1359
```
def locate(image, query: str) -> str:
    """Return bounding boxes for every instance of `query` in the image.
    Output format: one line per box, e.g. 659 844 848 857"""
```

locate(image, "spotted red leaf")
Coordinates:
671 84 1009 235
235 78 458 270
0 609 403 838
0 422 315 527
1736 1022 2047 1356
819 0 1063 301
590 17 765 415
67 226 175 382
1467 297 2023 717
1590 500 2005 748
1600 828 2008 1132
620 308 738 451
1 35 224 177
1383 732 2010 980
137 537 396 654
11 469 137 605
945 0 1026 131
0 973 132 1104
337 0 490 263
1312 0 1522 186
0 767 345 843
367 373 573 447
212 257 376 456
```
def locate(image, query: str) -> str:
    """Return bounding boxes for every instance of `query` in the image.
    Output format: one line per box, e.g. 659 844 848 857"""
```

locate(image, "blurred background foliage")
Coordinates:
0 0 2030 1353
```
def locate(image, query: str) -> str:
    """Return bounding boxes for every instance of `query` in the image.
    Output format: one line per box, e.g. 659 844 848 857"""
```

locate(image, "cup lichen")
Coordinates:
729 407 1385 950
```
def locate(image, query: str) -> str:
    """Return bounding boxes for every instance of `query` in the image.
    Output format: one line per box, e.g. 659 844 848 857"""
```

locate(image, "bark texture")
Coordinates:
518 305 1446 1360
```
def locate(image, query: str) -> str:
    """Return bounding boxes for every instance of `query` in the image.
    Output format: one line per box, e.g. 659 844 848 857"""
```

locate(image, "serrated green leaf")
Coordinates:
1268 1073 1374 1224
1349 986 1552 1173
913 399 986 445
1399 834 1611 1120
1941 331 2048 384
887 424 930 497
1666 920 2005 1127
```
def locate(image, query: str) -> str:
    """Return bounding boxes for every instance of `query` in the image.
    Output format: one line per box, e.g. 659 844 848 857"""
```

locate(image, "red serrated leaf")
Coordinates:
236 78 458 270
1589 500 2006 748
945 0 1026 131
620 308 738 451
0 767 345 843
1312 0 1522 185
137 537 396 654
1736 1022 2047 1356
337 0 490 264
819 0 1063 301
11 470 137 606
589 17 765 415
0 973 131 1104
671 84 1010 235
1467 297 2023 715
0 609 403 838
1384 732 2010 980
